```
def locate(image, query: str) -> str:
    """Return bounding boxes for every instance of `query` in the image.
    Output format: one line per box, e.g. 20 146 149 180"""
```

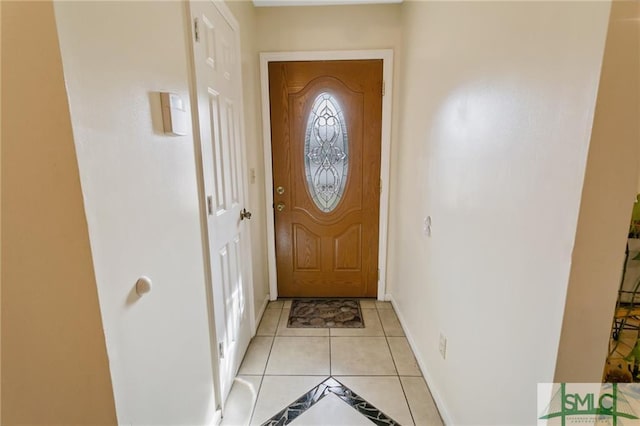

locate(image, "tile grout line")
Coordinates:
246 375 264 426
247 301 420 424
398 377 419 426
247 304 283 426
377 305 418 426
249 305 422 425
329 325 333 376
262 374 337 377
262 373 398 377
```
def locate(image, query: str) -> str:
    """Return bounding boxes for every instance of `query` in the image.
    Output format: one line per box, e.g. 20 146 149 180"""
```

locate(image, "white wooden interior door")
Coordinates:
189 0 253 409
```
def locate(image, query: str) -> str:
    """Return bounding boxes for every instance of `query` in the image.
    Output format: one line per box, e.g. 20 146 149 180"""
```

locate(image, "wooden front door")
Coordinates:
269 60 383 298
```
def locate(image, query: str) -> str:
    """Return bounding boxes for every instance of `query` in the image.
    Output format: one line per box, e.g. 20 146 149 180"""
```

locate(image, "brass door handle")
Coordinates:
276 203 285 212
240 208 252 220
276 186 285 195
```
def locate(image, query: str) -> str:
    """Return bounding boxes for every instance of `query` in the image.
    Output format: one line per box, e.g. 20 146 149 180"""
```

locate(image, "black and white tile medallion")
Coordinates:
261 377 401 425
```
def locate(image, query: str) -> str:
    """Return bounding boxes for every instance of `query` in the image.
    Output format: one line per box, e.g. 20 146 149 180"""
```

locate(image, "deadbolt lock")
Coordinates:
276 186 285 195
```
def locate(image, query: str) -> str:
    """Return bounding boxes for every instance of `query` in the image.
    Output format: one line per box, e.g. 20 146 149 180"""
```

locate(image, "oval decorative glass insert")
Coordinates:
304 92 349 212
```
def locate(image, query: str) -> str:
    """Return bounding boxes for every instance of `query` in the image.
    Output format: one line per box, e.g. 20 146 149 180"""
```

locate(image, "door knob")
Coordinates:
276 203 285 212
240 208 252 220
276 186 285 195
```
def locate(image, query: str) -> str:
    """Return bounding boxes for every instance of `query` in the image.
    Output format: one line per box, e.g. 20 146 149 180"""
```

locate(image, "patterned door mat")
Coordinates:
288 299 364 328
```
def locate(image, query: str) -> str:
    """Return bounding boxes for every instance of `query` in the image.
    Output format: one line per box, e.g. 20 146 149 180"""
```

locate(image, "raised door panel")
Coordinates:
334 224 362 271
293 225 321 271
208 91 226 213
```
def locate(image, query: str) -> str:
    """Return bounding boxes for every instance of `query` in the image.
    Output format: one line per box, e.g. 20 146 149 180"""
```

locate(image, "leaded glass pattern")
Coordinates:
304 92 349 213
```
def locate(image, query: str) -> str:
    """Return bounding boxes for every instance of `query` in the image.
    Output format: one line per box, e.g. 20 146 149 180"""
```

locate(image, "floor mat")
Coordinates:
288 299 364 328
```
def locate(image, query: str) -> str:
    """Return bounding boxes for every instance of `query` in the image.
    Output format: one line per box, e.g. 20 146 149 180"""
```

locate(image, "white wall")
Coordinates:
390 1 610 424
54 2 218 424
2 1 116 423
555 0 640 383
255 3 402 53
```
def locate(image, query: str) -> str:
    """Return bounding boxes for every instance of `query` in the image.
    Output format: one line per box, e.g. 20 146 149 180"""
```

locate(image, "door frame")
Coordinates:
185 0 257 413
259 50 394 301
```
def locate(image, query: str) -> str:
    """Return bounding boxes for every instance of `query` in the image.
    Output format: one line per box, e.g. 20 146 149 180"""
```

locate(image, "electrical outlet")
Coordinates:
439 333 447 359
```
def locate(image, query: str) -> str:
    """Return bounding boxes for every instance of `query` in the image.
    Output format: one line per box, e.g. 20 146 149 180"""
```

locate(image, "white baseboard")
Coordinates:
388 294 455 426
253 294 270 335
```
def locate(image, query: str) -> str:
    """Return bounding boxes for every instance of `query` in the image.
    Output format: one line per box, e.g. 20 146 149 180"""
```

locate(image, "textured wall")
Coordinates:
391 1 610 423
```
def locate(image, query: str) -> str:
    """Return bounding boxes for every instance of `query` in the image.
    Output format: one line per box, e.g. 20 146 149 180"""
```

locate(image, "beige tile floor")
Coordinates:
221 300 443 426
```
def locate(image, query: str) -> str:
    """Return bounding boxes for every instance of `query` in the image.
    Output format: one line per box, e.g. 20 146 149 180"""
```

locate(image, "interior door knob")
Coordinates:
135 276 153 296
240 208 252 220
276 203 285 212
